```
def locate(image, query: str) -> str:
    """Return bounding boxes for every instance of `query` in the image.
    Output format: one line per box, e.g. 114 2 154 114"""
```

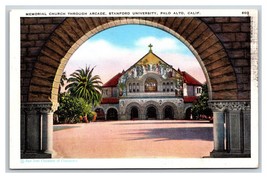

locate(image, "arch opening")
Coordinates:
130 106 139 120
185 107 192 120
146 106 157 120
145 77 158 92
95 108 105 121
164 106 174 120
106 108 118 121
53 21 217 104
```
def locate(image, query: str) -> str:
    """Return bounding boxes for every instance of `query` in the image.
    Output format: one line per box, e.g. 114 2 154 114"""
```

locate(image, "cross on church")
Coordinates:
148 44 153 52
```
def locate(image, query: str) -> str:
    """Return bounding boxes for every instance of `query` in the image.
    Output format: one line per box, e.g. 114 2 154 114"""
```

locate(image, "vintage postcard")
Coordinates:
9 8 258 169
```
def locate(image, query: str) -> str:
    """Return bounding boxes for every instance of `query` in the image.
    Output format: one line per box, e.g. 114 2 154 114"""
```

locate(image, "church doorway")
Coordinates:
146 106 157 120
106 108 118 120
95 108 105 121
164 106 174 119
130 107 139 120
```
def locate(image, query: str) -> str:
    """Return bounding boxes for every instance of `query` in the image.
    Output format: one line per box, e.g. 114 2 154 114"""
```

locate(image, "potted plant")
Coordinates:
90 111 97 122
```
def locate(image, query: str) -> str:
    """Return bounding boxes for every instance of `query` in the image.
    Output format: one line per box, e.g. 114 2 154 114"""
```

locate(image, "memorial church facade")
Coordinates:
95 46 203 120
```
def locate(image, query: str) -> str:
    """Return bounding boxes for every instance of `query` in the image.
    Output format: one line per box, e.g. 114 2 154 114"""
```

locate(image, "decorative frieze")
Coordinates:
21 102 58 113
208 100 250 112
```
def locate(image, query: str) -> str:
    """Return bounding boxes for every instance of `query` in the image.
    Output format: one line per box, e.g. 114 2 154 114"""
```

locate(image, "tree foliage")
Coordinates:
191 84 213 119
55 66 103 124
65 66 102 106
55 93 92 124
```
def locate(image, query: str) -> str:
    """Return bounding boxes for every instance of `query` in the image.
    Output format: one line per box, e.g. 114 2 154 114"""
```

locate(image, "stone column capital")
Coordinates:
21 102 58 114
208 100 250 112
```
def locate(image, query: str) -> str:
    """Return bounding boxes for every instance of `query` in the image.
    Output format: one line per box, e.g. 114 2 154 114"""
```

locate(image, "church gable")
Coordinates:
119 45 183 85
137 51 163 65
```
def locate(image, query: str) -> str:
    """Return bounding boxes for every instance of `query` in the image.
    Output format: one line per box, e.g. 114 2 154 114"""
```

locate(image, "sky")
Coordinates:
65 24 206 84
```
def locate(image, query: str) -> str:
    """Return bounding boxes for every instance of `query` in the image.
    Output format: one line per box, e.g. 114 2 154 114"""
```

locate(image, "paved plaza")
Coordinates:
53 120 213 158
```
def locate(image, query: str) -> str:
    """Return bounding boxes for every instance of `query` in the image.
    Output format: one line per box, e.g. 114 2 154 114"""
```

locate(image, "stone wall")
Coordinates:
201 17 251 100
21 17 66 102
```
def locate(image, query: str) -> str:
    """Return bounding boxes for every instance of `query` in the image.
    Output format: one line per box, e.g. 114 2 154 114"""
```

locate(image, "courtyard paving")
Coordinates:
53 120 213 158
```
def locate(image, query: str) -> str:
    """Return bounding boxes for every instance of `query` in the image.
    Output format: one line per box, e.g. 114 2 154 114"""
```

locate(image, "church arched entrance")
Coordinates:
95 108 105 121
146 106 157 120
164 106 174 119
106 108 118 121
130 107 139 120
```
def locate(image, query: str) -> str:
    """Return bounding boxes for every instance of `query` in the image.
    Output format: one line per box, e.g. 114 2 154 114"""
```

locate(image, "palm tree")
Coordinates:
65 66 102 106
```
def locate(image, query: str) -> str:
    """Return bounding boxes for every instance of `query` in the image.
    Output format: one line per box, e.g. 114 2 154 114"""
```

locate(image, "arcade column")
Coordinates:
21 102 57 159
209 100 251 158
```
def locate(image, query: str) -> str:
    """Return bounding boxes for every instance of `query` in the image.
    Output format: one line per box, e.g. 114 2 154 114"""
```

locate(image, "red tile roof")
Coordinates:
102 73 123 88
183 96 198 103
181 71 202 86
101 97 119 104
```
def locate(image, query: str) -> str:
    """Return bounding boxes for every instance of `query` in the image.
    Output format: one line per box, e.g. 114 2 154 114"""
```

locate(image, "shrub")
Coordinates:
55 93 92 124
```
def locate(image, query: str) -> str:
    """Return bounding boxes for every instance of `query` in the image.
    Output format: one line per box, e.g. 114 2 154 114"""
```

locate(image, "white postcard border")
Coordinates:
9 8 259 169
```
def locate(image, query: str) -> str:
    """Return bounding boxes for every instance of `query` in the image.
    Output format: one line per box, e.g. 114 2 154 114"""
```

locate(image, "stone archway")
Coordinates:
185 107 192 120
144 101 161 120
161 102 179 119
146 105 158 120
125 102 143 120
130 107 139 120
21 16 251 158
163 106 174 120
22 17 249 104
94 107 105 121
106 108 118 121
145 77 158 92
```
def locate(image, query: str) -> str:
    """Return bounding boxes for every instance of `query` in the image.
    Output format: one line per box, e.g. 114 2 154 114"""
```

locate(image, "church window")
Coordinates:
129 83 132 93
145 78 157 92
133 83 136 92
196 87 202 94
171 83 174 92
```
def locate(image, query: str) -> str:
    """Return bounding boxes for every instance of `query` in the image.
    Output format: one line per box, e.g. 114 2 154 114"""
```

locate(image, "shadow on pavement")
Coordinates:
125 127 213 141
113 120 211 125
